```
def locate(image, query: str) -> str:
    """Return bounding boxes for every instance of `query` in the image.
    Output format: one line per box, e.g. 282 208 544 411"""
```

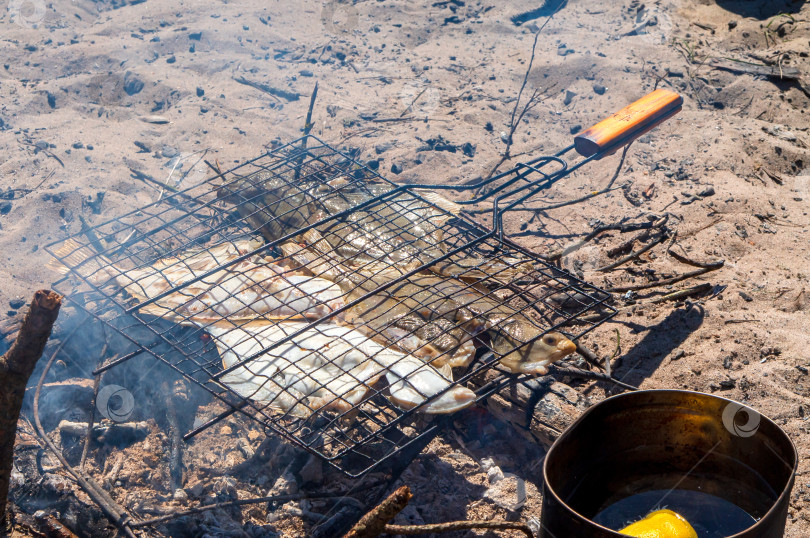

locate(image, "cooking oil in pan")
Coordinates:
592 489 758 537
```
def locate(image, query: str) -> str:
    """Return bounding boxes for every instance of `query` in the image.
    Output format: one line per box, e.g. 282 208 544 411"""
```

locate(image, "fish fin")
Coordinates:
413 189 462 215
438 363 453 380
299 229 350 279
137 302 176 319
278 241 339 280
46 238 116 283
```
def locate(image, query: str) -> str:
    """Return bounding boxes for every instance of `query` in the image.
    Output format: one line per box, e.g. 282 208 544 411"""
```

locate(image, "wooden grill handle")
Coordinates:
574 88 683 158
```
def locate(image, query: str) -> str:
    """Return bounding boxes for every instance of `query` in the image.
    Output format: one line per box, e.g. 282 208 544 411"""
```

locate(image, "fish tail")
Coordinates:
413 189 462 215
298 229 349 279
46 238 117 283
279 239 343 281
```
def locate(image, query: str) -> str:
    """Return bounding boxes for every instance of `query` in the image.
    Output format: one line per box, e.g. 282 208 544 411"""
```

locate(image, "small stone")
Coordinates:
563 90 576 106
173 489 189 502
479 457 496 471
161 146 179 158
72 142 84 149
670 349 685 361
728 20 738 30
365 159 380 171
461 142 476 158
47 92 56 109
299 69 314 77
220 425 233 435
375 142 393 154
390 163 402 174
593 84 607 95
196 87 205 97
123 72 144 96
698 186 715 197
0 201 11 215
739 291 753 302
718 379 736 390
187 481 205 497
487 466 504 483
166 55 176 64
570 125 582 135
9 298 25 309
484 473 527 512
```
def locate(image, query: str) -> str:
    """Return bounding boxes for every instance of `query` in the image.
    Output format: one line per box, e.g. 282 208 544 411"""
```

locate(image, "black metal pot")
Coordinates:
540 390 797 537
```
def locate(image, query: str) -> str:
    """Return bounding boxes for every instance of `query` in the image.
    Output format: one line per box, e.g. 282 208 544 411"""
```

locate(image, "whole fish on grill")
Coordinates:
48 238 346 323
207 321 476 418
217 172 532 280
282 230 577 375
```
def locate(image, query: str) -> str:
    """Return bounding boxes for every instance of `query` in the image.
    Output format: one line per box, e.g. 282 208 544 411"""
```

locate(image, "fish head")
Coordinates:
493 330 577 375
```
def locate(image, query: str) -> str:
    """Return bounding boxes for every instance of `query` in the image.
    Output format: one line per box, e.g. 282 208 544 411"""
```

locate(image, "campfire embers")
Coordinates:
44 135 616 478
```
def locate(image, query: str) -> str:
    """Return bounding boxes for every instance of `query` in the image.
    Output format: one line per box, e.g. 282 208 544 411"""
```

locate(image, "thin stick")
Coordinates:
544 217 658 261
32 328 137 537
79 362 103 470
400 86 427 117
650 282 713 304
484 5 562 180
666 246 725 269
553 366 638 392
607 265 722 293
596 230 669 272
606 329 622 377
131 492 361 528
343 486 413 538
294 81 319 181
385 521 534 537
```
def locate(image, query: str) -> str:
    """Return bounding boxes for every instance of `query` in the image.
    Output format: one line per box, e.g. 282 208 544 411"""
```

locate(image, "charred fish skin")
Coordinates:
48 237 346 325
284 231 577 375
208 321 476 418
219 170 529 280
280 239 478 368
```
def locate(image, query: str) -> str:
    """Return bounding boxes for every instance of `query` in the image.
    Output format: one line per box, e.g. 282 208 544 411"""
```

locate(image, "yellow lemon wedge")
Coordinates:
619 509 698 538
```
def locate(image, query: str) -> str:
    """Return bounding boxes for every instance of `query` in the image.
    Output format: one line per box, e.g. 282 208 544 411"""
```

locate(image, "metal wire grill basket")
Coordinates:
46 135 618 477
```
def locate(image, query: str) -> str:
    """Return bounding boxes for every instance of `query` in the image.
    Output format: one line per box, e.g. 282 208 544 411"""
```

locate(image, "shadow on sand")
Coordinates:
610 304 705 388
715 0 805 20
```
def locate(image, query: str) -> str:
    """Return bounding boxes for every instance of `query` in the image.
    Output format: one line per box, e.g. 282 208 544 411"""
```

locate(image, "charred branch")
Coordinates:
343 485 413 538
0 290 62 527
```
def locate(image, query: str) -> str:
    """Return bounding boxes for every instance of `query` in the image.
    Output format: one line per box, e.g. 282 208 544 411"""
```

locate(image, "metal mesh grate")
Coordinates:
47 136 616 477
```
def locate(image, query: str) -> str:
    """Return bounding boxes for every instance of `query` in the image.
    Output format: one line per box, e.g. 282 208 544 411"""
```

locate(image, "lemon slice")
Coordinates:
619 509 698 538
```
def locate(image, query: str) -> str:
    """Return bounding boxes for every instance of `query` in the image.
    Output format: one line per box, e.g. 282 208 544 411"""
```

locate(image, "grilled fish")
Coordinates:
48 238 345 323
218 172 531 280
208 321 476 417
283 230 577 375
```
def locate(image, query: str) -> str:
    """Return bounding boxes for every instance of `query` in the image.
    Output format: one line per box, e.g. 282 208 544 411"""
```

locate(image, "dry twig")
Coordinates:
343 486 413 538
32 319 137 538
385 521 534 537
